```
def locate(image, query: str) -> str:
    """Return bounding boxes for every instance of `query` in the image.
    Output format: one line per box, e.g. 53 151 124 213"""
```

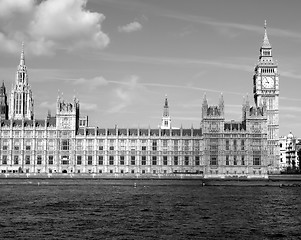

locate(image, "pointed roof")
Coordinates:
245 94 250 106
0 81 6 95
219 92 224 105
163 94 169 117
20 42 25 66
164 94 168 107
203 92 208 105
262 20 271 48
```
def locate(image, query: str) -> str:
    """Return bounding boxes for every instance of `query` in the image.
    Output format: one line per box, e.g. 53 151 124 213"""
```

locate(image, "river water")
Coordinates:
0 180 300 239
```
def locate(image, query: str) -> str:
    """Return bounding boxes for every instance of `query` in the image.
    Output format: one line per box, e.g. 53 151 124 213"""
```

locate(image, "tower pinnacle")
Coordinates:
262 20 271 48
160 95 171 129
20 42 25 66
163 94 169 117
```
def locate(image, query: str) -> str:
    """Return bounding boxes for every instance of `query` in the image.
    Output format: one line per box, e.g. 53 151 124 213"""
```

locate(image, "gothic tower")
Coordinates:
253 21 280 171
160 95 171 129
9 43 34 120
0 81 8 120
56 94 80 131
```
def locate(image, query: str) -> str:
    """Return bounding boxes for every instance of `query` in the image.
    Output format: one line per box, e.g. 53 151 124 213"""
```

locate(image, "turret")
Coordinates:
0 81 8 120
160 95 171 129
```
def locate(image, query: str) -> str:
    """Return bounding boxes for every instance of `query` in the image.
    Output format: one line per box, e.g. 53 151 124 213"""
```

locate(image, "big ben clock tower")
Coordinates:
253 21 280 172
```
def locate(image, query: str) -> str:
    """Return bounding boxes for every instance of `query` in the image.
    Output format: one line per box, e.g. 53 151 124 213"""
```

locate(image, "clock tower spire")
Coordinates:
253 21 280 172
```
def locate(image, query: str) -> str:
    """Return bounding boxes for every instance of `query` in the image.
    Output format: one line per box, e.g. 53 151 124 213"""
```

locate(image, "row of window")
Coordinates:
0 156 201 166
0 145 201 152
209 156 261 166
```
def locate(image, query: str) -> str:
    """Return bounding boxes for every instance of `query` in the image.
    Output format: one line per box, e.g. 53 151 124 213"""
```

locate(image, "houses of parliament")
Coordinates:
0 23 279 178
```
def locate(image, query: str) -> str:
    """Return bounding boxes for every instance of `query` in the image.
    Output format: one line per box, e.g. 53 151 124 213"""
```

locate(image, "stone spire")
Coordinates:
20 42 25 66
202 93 208 119
262 20 271 49
163 94 169 117
0 81 8 120
219 93 224 116
160 95 171 129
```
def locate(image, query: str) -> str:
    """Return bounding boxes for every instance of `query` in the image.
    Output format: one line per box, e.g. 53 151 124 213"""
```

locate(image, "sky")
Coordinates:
0 0 301 137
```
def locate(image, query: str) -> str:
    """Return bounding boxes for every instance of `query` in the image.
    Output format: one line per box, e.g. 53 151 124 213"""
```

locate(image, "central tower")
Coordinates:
253 21 280 171
9 43 34 120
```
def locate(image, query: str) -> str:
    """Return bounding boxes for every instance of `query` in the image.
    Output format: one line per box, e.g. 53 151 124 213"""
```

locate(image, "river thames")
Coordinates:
0 180 300 239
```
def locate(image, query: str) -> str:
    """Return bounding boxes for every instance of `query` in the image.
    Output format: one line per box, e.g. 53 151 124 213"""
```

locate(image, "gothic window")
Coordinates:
162 140 168 148
88 155 93 165
233 140 237 151
87 140 93 151
184 156 189 165
98 156 103 165
120 156 125 165
163 156 168 165
61 139 69 151
62 157 69 165
225 140 229 150
48 156 54 165
37 139 43 151
37 156 42 165
109 156 114 165
13 139 20 151
174 156 178 165
131 156 135 165
253 156 261 166
14 156 19 165
210 156 218 166
76 140 83 151
152 141 157 151
241 140 245 150
14 131 20 137
2 155 7 165
152 156 157 165
48 139 55 151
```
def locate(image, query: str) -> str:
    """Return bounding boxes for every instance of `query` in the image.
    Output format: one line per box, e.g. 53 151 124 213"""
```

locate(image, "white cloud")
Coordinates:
73 76 109 89
118 21 142 33
107 75 142 114
0 0 109 55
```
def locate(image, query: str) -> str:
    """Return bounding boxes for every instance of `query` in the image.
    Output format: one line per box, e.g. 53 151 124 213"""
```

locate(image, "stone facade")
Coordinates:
0 23 279 178
279 132 299 171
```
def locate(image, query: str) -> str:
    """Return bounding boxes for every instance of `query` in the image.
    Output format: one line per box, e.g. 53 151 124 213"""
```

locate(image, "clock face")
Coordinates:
262 76 274 88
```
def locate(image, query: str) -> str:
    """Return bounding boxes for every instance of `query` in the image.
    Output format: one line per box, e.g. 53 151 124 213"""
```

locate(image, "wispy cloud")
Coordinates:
118 21 142 33
50 73 244 97
162 12 301 40
106 75 142 114
93 52 252 72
